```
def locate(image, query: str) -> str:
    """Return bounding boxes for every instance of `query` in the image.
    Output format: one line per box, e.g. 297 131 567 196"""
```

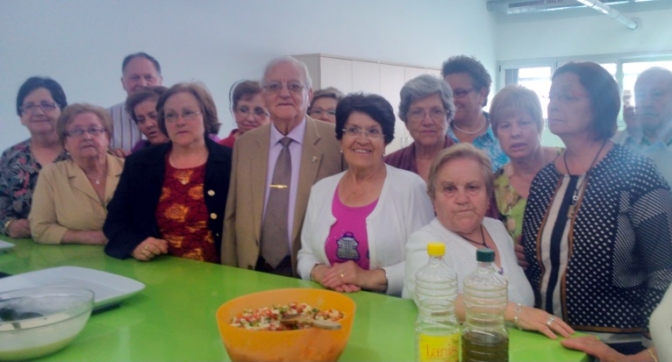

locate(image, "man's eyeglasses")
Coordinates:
407 108 446 122
164 110 202 123
635 89 669 102
263 82 305 94
342 126 384 139
21 102 58 114
66 127 106 138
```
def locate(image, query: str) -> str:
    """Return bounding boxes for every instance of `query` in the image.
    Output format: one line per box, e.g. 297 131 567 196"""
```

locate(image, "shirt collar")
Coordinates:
270 117 306 146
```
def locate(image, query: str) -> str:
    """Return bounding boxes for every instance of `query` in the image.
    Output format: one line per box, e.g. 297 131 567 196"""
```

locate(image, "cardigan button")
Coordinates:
207 190 215 196
210 213 217 219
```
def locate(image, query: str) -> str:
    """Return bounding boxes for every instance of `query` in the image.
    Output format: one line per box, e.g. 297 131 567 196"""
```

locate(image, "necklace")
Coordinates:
459 225 505 275
459 224 488 248
452 118 486 135
86 175 101 185
562 140 607 218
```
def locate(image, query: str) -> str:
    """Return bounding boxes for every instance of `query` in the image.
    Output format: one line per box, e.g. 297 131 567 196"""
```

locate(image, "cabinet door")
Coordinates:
320 57 352 93
380 64 408 154
352 61 380 94
426 68 442 78
404 67 427 83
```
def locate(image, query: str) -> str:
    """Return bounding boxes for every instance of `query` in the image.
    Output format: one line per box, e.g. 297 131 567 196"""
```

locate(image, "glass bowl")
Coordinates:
0 286 94 361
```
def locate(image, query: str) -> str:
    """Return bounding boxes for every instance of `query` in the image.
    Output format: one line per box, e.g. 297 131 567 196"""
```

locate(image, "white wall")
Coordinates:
494 3 672 61
0 0 497 152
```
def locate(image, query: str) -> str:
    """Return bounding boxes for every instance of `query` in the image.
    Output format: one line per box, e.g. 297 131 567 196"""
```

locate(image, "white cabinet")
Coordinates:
319 57 352 93
293 54 441 154
379 64 407 153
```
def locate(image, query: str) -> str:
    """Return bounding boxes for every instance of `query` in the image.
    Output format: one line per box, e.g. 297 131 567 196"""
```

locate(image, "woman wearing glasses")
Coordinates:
219 80 270 148
297 93 434 296
0 77 69 239
307 87 343 124
29 104 123 244
104 83 232 264
384 75 455 182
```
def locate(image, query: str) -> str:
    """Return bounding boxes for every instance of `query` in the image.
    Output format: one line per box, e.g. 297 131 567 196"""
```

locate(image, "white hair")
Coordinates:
262 56 313 89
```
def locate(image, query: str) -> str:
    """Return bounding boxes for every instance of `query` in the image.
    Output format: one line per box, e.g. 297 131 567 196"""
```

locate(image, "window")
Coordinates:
497 55 672 146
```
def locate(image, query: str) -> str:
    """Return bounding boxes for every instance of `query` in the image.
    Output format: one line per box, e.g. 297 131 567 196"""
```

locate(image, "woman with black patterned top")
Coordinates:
522 62 672 361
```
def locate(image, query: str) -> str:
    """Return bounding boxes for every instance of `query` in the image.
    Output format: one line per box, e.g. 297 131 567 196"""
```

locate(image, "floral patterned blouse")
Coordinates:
447 113 510 172
155 158 219 263
494 148 562 243
494 165 526 244
0 139 68 235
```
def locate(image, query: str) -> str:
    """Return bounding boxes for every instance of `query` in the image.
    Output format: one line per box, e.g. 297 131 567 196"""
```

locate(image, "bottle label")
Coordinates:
418 333 459 362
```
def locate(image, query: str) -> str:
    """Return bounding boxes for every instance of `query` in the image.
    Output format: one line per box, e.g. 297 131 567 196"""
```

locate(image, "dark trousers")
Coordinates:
255 255 293 277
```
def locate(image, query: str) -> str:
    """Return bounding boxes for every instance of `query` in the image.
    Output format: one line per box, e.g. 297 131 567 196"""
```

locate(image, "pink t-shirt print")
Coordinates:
324 189 378 270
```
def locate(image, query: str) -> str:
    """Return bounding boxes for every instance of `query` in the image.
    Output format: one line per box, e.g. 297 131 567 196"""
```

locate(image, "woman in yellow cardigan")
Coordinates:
29 104 124 244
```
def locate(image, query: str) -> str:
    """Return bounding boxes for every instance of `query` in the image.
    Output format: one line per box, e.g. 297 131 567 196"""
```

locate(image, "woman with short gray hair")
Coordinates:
384 74 455 182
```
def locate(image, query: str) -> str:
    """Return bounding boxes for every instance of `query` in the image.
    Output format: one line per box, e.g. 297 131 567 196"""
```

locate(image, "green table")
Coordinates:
0 237 587 361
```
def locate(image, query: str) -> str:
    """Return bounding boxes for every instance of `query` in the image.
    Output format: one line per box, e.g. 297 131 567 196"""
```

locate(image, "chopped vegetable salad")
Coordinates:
230 302 344 331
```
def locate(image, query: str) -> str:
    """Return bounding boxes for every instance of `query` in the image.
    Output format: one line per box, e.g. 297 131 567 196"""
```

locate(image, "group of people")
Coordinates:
1 51 671 361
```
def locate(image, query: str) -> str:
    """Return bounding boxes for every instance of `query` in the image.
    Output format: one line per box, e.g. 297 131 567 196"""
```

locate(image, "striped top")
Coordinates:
108 102 142 152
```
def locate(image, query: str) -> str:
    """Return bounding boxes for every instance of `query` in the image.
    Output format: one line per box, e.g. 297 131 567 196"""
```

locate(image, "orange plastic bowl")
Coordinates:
216 288 355 362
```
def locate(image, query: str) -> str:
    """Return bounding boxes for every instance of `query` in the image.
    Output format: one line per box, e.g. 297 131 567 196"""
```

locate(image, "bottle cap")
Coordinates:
476 248 495 262
427 242 445 257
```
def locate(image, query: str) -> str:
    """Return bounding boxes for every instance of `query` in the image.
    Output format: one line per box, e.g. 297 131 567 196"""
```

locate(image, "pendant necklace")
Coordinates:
460 224 488 248
86 175 101 185
460 225 504 275
562 140 607 218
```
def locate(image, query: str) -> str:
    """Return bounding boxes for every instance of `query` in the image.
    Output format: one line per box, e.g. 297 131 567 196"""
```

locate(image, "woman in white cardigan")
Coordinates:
297 93 433 296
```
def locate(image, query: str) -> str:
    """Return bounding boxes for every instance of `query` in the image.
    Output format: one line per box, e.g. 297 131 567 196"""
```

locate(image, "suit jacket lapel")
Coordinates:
139 144 169 218
293 117 323 244
252 127 270 242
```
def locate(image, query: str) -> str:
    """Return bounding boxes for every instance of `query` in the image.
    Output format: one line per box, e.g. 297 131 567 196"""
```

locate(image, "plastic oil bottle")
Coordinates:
414 242 459 362
462 248 509 362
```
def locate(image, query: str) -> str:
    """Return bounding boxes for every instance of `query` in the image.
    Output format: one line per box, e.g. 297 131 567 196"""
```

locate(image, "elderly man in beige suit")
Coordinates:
222 56 343 276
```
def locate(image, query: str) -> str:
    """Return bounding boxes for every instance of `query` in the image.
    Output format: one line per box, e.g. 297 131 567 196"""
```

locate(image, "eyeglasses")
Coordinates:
407 108 446 122
342 126 384 139
236 106 269 117
263 81 305 94
635 89 669 102
308 108 336 117
452 88 474 98
21 102 58 114
164 110 202 123
66 127 106 138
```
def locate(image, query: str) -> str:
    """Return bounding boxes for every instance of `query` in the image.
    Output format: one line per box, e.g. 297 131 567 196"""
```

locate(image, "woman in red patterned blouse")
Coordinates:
104 83 232 264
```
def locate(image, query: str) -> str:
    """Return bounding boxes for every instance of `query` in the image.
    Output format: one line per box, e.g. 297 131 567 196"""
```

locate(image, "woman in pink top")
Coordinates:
297 94 434 296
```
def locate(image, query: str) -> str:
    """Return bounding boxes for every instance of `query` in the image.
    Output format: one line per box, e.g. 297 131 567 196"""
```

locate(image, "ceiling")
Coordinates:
487 0 672 15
